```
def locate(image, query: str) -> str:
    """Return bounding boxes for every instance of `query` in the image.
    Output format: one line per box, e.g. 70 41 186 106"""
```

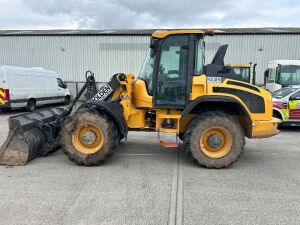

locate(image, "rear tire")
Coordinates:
183 111 245 168
26 99 36 112
60 108 119 166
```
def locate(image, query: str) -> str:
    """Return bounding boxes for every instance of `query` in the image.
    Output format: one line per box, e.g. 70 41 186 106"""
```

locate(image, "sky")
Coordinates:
0 0 299 29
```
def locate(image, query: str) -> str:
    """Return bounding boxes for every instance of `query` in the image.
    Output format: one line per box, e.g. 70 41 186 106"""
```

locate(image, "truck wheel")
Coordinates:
60 109 119 166
26 99 36 112
64 95 71 105
183 111 245 168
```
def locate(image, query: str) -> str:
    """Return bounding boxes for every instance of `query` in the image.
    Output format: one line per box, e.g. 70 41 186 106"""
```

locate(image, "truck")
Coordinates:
264 60 300 92
228 63 257 85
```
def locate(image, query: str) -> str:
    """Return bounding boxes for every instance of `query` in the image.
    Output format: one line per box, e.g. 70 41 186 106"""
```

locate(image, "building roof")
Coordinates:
0 28 300 36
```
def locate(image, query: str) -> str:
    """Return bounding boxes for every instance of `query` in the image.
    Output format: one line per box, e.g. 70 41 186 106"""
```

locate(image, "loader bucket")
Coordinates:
0 108 66 166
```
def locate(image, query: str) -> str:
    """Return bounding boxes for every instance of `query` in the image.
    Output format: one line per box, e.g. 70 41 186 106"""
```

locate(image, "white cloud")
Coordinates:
0 0 299 29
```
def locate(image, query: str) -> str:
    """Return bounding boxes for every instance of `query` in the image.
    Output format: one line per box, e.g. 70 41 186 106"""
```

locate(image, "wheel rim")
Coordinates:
72 124 104 154
199 127 232 158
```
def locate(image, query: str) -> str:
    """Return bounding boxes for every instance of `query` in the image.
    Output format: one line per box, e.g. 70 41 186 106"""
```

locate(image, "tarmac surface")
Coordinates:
0 110 300 225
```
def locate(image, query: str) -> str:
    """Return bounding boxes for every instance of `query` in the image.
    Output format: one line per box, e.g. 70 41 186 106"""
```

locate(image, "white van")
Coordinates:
0 66 71 111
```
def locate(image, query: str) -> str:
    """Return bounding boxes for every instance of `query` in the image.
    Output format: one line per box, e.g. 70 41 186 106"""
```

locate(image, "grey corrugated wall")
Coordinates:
0 35 150 82
205 34 300 84
0 34 299 84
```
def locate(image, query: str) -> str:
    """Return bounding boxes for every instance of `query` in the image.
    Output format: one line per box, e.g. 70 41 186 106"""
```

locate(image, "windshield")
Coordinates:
233 67 250 83
138 50 154 94
277 65 300 86
272 87 298 99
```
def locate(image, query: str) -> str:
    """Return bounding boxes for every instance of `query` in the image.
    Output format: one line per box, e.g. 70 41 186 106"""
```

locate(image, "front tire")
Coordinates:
184 111 245 168
60 109 119 166
26 99 36 112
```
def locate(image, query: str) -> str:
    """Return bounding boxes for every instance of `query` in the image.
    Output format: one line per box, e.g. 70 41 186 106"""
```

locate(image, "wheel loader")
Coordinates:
0 29 280 168
228 63 257 85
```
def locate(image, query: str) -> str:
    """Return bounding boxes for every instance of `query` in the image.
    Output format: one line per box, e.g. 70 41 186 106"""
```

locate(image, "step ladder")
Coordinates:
158 132 179 148
157 114 181 148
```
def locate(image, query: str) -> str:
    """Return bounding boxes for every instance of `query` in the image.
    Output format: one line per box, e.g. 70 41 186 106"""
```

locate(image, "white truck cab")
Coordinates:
265 60 300 92
0 66 70 111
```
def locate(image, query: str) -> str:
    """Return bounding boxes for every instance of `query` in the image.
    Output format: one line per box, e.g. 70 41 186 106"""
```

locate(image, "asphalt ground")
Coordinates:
0 109 300 225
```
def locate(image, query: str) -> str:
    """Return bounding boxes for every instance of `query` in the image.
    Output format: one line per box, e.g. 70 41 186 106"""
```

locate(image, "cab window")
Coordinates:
233 67 250 83
155 35 189 107
138 50 154 94
194 38 204 75
269 68 276 82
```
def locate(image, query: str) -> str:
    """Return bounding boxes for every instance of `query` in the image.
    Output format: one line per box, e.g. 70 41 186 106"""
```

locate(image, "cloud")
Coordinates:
0 0 299 29
0 0 77 29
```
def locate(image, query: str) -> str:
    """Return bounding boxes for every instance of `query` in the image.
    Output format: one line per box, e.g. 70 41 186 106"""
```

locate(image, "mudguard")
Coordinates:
182 95 251 119
81 100 128 138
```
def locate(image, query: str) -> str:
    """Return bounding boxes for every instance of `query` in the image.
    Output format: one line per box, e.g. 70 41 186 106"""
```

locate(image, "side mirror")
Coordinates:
63 82 68 88
264 69 269 85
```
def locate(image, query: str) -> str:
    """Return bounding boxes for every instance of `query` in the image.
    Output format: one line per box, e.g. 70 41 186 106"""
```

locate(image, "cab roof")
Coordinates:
227 64 251 68
152 29 205 39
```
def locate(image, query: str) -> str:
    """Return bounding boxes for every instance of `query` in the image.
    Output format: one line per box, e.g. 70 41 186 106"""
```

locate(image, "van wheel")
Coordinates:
64 96 71 105
26 99 36 112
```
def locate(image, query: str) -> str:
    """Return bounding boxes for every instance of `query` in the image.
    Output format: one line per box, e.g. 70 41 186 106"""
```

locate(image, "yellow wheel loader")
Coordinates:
0 30 280 168
228 63 257 85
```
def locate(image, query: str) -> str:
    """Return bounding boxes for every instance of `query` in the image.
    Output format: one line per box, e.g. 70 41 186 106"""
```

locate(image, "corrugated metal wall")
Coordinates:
206 34 300 84
0 35 150 82
0 34 299 84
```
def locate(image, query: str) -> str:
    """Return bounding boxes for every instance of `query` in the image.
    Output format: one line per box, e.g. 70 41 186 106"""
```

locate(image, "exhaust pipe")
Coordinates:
252 63 257 85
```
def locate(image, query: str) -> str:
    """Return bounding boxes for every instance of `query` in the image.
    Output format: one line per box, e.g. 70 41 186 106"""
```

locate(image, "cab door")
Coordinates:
288 91 300 120
153 35 193 108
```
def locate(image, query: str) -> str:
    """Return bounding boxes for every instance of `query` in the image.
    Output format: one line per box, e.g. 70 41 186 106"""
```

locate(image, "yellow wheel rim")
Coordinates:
200 127 232 158
72 124 104 154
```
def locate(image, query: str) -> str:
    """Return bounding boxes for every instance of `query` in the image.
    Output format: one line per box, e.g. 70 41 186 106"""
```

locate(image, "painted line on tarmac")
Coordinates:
167 150 183 225
176 150 183 225
115 153 169 156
